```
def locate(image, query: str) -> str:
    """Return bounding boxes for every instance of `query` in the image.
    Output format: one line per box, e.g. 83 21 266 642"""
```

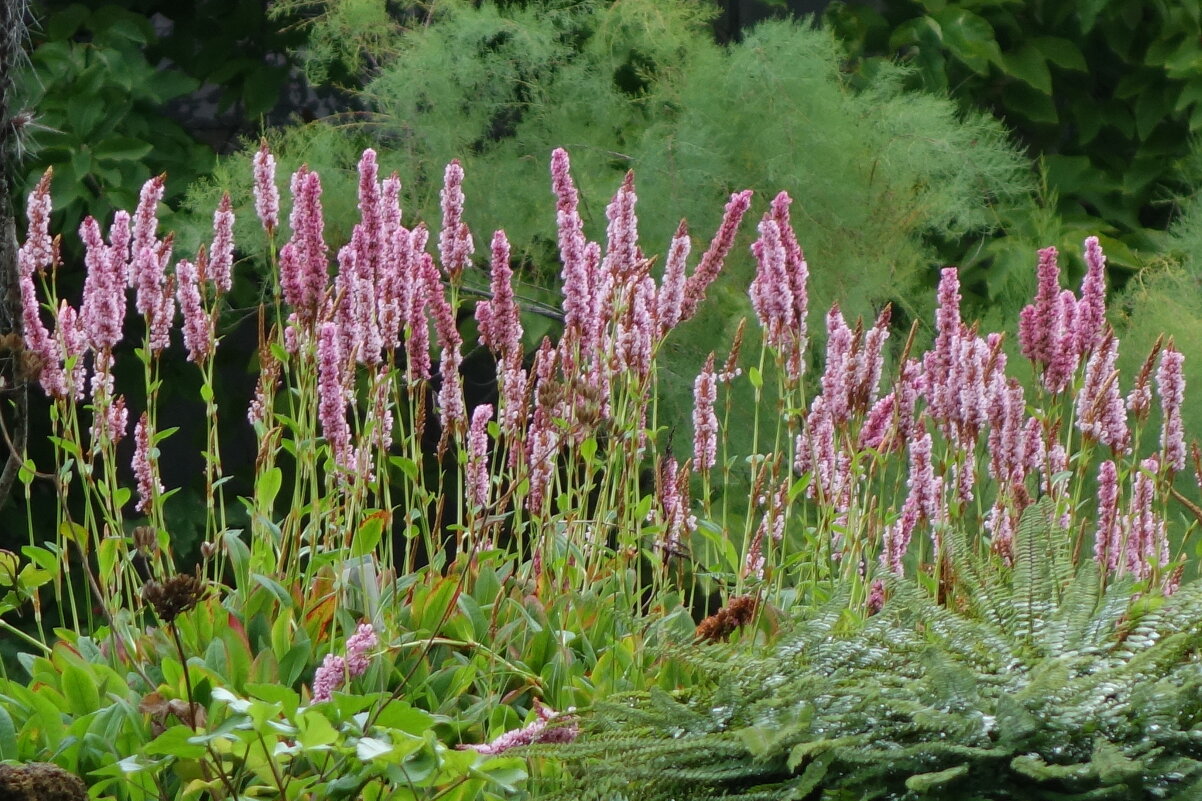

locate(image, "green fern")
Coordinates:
530 546 1202 800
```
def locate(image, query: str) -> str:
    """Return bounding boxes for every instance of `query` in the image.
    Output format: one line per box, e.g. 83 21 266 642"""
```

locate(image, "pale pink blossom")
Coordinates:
209 193 235 294
1018 245 1061 365
56 301 87 401
176 259 212 363
311 654 345 703
133 412 162 513
680 189 753 322
80 215 127 351
19 169 54 273
1077 236 1107 354
253 140 279 233
1094 459 1121 573
281 167 329 324
818 306 854 424
1076 331 1128 452
1156 345 1186 472
476 230 522 357
1125 456 1167 581
657 220 691 333
438 160 473 279
693 353 719 472
602 171 640 281
550 149 593 337
317 322 353 473
467 405 494 509
457 702 578 755
345 623 378 678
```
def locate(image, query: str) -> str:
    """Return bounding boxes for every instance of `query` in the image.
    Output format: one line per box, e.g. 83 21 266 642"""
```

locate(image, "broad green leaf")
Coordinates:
61 662 100 716
1032 36 1087 72
93 136 153 163
0 704 17 760
1002 45 1052 95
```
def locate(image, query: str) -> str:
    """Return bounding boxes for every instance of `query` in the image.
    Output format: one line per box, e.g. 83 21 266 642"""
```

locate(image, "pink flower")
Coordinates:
693 353 719 472
133 412 162 513
312 654 346 703
657 220 691 333
438 159 473 279
602 171 640 281
80 215 127 352
281 167 330 324
550 148 594 337
1077 236 1107 354
1018 245 1061 365
907 428 941 524
680 189 753 323
818 306 854 424
345 623 378 678
986 377 1028 484
317 322 353 473
1125 456 1167 581
253 140 279 233
497 353 528 438
882 495 919 575
56 301 87 401
658 456 696 555
19 169 55 273
1094 459 1121 573
922 268 961 423
176 259 212 363
476 230 522 357
1156 344 1186 472
457 702 578 755
209 193 235 294
1075 331 1128 452
467 405 494 509
750 217 796 354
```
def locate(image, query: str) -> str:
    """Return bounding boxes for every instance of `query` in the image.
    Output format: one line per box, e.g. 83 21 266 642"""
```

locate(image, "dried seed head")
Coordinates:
143 571 206 623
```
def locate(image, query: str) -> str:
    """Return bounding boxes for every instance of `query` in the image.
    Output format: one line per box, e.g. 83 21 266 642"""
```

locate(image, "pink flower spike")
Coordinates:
312 654 346 703
131 175 166 283
693 353 719 472
657 220 691 334
209 193 235 294
1018 245 1061 365
1078 236 1107 354
133 412 162 513
467 404 494 509
253 140 279 233
1156 344 1187 472
439 159 473 279
176 259 212 363
680 189 753 323
476 230 522 357
602 171 640 281
317 322 353 473
19 169 55 274
345 623 378 678
457 703 578 755
1094 459 1121 573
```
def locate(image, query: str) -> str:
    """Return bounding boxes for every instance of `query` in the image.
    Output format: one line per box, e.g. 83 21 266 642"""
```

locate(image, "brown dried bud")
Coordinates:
142 571 206 623
132 526 157 556
695 595 758 643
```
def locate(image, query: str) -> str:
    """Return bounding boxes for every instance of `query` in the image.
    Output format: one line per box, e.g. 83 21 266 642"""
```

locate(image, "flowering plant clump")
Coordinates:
2 143 1199 800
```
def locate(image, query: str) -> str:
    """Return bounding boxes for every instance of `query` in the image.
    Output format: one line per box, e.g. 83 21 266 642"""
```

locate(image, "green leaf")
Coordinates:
1032 36 1087 72
906 764 969 791
94 136 153 163
1002 45 1052 95
143 724 208 758
352 512 386 558
61 662 101 716
256 467 283 510
931 8 1000 75
0 704 17 760
251 573 293 608
374 702 436 736
296 709 339 748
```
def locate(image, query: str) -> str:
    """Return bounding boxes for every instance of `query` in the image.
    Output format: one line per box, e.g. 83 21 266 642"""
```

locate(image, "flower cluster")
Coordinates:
312 623 379 703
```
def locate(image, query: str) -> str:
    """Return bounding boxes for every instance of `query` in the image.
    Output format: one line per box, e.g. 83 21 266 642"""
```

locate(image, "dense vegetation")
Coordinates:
1 2 1201 800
